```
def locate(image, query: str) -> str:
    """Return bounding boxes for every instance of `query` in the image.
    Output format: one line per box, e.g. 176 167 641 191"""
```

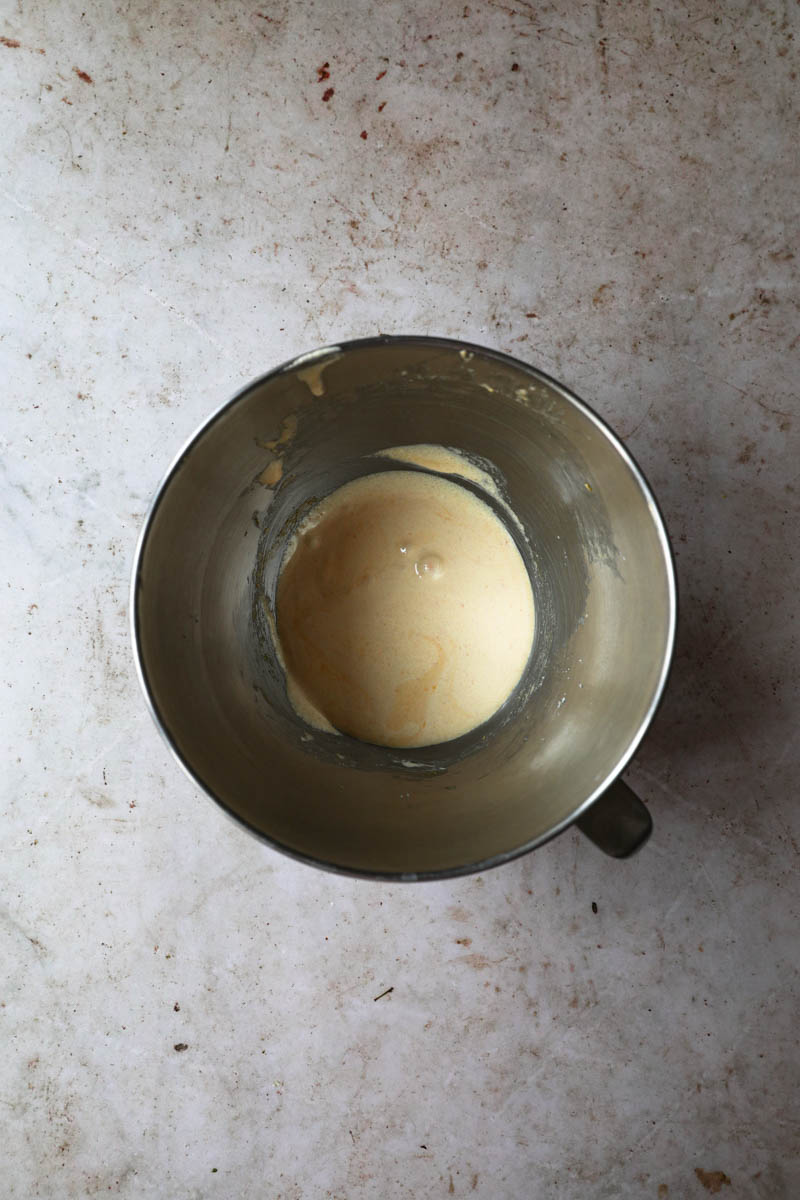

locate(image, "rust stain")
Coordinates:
592 282 614 307
317 61 330 82
1 35 21 48
694 1169 731 1194
658 1187 668 1198
74 66 93 83
376 69 387 80
360 129 368 139
322 87 334 102
737 442 755 464
459 952 506 970
83 788 114 809
455 937 472 947
446 905 470 922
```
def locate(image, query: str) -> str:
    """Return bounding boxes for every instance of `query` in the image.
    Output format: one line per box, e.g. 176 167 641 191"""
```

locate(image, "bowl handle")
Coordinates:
575 778 652 858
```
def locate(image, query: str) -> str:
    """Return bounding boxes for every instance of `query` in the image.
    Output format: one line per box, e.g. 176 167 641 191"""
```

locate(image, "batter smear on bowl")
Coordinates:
275 468 534 748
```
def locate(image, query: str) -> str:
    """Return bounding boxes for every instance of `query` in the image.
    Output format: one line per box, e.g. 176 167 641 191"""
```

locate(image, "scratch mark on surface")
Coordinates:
595 1 608 92
618 400 655 442
0 907 47 955
0 186 240 370
677 353 794 416
10 718 149 845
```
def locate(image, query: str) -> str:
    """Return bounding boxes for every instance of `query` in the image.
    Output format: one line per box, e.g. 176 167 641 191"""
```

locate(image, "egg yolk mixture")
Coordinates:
275 469 534 748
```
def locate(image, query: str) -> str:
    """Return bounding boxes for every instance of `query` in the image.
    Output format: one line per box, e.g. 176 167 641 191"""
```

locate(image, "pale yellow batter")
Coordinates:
275 468 535 748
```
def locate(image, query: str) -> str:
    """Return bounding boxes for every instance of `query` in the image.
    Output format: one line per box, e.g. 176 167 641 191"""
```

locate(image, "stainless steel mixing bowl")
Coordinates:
131 337 676 878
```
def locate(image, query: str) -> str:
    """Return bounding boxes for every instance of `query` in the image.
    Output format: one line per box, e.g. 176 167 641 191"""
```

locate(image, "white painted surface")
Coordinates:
2 2 797 1197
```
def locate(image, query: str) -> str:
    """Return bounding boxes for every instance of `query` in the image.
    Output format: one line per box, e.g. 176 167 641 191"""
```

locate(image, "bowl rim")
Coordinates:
130 334 678 881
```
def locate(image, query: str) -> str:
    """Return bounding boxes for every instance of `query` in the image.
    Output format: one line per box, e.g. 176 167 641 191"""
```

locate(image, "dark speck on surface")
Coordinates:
173 1043 188 1052
592 901 598 914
